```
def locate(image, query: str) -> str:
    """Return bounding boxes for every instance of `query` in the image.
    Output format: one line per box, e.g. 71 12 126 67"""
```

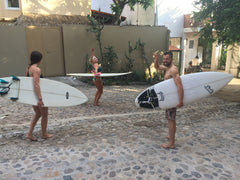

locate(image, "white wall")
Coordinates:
91 0 154 25
156 0 197 37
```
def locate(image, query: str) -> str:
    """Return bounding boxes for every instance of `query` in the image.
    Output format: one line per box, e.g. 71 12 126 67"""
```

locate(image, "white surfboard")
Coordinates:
67 72 132 77
135 72 234 109
0 76 88 107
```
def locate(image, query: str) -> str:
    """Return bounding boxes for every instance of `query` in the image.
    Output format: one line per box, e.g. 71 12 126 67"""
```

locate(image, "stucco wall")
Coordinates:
0 0 22 18
21 0 91 16
63 24 169 74
184 32 199 68
0 24 169 77
225 44 239 76
0 26 28 77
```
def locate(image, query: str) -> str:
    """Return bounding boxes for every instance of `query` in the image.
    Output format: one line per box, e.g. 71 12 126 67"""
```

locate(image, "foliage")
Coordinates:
219 47 227 69
193 0 240 46
124 39 165 83
86 15 104 60
86 15 118 73
111 0 154 24
102 46 118 73
85 54 91 72
125 41 138 71
138 39 153 82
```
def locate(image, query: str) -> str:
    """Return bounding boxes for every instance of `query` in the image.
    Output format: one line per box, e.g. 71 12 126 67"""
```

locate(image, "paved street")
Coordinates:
0 77 239 180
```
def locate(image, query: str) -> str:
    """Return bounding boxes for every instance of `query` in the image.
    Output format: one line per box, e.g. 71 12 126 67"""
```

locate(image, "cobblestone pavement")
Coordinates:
0 77 239 180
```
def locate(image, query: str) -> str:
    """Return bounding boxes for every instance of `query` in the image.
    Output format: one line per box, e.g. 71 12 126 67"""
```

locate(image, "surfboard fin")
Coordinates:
0 79 9 84
12 76 20 81
0 87 10 95
138 89 159 109
10 97 19 101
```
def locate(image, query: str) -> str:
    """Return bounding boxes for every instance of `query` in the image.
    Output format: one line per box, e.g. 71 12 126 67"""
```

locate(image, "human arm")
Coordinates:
172 71 184 108
153 52 167 71
32 68 44 106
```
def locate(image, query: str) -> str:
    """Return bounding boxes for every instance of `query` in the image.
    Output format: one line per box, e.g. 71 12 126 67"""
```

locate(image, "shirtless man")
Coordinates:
26 51 53 141
153 51 184 148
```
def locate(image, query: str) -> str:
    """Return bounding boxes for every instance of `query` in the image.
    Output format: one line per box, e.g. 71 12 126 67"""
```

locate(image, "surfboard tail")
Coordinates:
136 89 159 109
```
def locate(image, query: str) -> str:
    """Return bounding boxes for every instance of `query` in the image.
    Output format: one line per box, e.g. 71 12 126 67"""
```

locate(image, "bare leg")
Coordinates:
26 106 41 141
94 80 103 106
161 120 176 149
40 107 53 139
96 84 103 105
94 90 99 106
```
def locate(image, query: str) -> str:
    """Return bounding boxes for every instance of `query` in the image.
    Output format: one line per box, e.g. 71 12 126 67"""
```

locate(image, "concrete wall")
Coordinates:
25 26 65 77
21 0 91 16
0 0 22 18
63 24 169 74
225 44 239 76
0 24 169 77
0 26 28 77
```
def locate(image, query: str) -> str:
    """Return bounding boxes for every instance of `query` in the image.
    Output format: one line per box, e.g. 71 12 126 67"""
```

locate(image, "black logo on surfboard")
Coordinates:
66 92 69 99
157 91 165 101
204 85 214 94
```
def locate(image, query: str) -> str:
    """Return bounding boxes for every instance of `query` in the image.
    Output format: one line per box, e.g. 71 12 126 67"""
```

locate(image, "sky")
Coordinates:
156 0 198 15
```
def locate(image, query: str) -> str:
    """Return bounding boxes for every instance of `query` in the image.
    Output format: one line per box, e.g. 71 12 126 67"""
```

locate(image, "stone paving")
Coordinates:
0 77 239 180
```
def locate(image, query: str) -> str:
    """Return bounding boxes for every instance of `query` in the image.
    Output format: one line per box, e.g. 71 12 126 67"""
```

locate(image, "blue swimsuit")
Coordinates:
92 65 102 81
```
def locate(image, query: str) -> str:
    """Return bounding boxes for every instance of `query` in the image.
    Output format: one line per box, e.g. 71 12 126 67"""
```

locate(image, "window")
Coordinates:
5 0 20 9
189 40 194 49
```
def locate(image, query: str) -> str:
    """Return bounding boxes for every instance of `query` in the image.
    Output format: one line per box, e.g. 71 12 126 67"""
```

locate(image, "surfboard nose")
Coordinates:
135 97 140 107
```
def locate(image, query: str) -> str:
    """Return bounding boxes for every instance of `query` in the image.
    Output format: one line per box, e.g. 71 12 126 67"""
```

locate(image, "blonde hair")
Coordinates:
89 56 98 64
89 56 94 64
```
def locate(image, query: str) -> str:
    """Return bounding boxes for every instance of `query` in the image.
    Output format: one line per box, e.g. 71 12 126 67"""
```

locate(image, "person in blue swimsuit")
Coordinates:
90 48 103 106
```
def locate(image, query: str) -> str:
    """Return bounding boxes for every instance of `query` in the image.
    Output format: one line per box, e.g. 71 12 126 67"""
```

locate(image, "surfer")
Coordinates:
90 48 103 106
26 51 53 141
153 51 184 149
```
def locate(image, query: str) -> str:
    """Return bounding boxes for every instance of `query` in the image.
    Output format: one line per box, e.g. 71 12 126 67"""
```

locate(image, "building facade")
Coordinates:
91 0 155 26
0 0 91 19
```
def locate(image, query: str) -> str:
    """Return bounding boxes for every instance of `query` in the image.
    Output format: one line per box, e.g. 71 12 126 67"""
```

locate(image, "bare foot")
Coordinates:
42 134 54 139
94 103 100 106
26 134 37 141
161 142 175 149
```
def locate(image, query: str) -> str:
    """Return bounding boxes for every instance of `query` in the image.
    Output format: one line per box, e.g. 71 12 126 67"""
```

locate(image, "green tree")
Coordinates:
193 0 240 46
86 15 104 60
111 0 154 24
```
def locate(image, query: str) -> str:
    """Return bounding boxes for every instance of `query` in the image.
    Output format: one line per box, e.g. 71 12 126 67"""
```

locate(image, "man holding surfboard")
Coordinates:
153 51 184 149
26 51 53 141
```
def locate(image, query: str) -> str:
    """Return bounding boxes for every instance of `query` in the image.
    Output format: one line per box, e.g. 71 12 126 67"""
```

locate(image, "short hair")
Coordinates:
163 51 173 59
30 51 42 65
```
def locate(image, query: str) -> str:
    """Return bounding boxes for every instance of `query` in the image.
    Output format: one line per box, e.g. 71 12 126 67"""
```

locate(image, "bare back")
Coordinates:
26 64 43 106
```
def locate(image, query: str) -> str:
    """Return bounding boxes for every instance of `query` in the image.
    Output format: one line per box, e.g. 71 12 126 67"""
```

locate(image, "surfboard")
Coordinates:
0 76 88 107
135 72 234 109
67 72 132 77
